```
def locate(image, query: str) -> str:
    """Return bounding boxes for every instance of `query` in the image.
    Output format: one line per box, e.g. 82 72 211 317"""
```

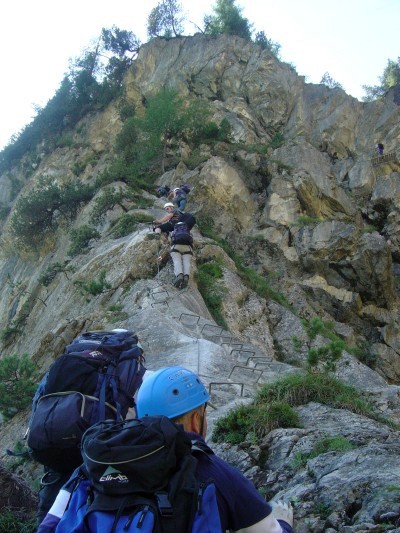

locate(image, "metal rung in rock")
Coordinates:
151 289 170 302
228 365 264 383
245 356 274 366
151 301 169 309
201 323 226 336
371 152 397 167
208 382 245 396
179 313 201 326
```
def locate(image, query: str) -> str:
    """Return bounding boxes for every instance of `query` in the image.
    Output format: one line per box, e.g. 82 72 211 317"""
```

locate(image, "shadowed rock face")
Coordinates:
0 33 400 531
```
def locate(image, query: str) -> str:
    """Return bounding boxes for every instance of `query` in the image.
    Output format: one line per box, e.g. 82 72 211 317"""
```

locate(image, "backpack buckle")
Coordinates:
156 492 173 517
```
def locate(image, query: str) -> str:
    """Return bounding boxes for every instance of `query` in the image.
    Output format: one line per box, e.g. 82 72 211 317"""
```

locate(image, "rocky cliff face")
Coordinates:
0 34 400 531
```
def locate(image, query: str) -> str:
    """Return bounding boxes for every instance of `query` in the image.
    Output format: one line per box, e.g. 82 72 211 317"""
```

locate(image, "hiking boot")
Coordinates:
174 274 184 288
181 275 189 288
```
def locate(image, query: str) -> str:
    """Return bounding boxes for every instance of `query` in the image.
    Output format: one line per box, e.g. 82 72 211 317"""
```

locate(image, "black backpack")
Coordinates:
27 330 146 472
171 222 193 245
177 211 196 230
45 417 222 532
156 185 170 197
179 184 191 194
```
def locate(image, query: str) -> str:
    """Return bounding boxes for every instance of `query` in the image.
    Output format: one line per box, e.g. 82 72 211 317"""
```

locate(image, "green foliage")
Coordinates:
195 261 227 329
72 152 100 177
39 262 75 286
0 26 136 175
307 339 345 372
362 57 400 101
196 215 289 307
0 511 36 533
110 213 153 238
10 176 94 246
212 400 300 444
0 204 11 221
302 317 334 340
360 224 378 234
91 189 126 222
294 215 323 227
74 270 111 296
270 132 284 149
204 0 252 40
0 354 39 420
107 304 129 323
128 89 184 175
291 336 302 351
255 373 396 428
0 324 22 345
311 501 331 520
101 25 141 60
147 0 184 38
320 72 343 89
291 436 355 469
254 31 281 58
68 225 100 257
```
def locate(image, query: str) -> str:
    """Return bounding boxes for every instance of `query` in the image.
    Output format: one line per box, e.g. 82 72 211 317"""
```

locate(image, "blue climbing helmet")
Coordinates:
136 366 210 419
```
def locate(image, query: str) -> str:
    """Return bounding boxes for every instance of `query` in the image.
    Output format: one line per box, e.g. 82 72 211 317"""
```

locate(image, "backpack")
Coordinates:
179 184 191 195
156 185 170 197
43 417 222 533
177 211 196 230
171 222 193 245
27 330 146 472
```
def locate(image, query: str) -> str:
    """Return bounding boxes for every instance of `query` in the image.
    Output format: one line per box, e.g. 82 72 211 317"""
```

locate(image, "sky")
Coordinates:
0 0 398 151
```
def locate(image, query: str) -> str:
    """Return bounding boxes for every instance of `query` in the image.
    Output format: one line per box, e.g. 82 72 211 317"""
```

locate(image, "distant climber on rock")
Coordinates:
152 202 182 238
158 221 194 289
168 187 187 211
377 142 384 156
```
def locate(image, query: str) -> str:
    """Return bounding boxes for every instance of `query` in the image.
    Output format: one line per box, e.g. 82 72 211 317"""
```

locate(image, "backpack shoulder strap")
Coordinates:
191 439 214 457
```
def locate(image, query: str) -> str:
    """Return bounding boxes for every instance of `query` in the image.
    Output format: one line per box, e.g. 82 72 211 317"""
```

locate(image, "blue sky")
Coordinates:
0 0 398 150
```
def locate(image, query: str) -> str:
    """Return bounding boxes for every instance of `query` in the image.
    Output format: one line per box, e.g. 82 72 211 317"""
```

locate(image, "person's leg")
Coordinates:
178 198 187 211
170 251 184 287
37 468 71 525
181 254 191 288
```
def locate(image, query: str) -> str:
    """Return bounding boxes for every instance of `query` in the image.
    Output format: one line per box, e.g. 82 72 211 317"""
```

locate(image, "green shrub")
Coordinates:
0 324 22 345
0 204 11 221
0 354 39 420
256 373 395 428
292 436 355 469
110 213 152 238
68 225 100 257
294 215 323 227
107 304 129 323
74 270 111 296
212 401 300 444
10 176 94 246
0 511 36 533
270 132 284 149
213 372 395 445
195 261 227 329
196 215 290 308
39 262 75 286
307 339 345 372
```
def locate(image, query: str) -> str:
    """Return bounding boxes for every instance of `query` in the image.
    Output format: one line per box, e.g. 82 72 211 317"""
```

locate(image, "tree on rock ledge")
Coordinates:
204 0 252 41
147 0 184 39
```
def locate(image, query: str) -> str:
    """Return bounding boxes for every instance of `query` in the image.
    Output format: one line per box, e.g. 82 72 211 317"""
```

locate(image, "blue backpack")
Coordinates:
27 330 146 472
39 417 222 533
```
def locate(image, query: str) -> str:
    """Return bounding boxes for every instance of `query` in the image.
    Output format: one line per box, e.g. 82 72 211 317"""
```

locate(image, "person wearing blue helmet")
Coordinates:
137 366 294 533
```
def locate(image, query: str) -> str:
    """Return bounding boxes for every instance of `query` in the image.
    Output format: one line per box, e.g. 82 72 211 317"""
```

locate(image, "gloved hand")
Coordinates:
271 500 294 527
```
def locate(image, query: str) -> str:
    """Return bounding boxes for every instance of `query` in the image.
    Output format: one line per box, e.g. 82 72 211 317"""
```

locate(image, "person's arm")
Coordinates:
154 213 173 224
235 501 293 533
